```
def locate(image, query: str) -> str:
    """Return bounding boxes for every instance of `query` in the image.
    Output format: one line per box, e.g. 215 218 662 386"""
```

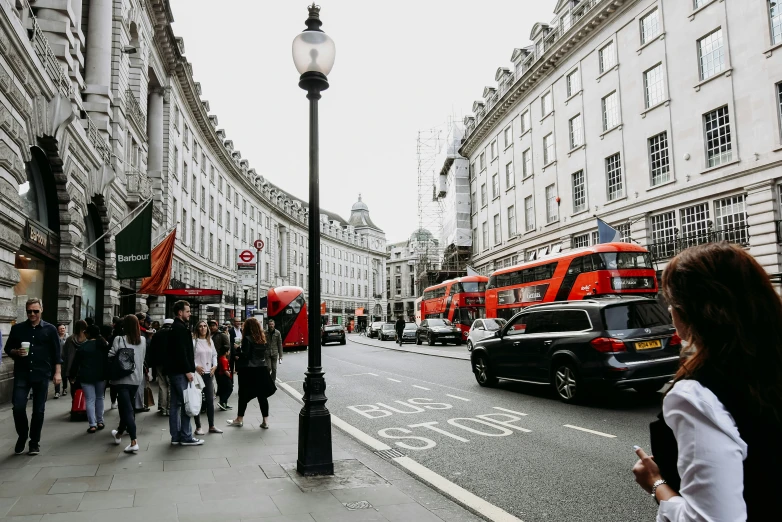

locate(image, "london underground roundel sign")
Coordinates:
238 250 255 264
254 239 265 251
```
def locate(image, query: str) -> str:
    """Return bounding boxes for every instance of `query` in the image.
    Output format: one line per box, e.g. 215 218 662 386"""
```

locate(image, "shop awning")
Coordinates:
355 307 365 316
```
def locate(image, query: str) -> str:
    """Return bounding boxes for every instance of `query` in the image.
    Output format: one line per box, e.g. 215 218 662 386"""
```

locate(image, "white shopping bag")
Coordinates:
183 381 202 417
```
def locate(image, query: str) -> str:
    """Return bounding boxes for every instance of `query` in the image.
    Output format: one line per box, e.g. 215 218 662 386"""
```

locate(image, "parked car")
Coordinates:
400 323 418 344
367 321 384 338
379 323 397 341
321 324 346 345
466 318 507 351
470 297 681 403
416 318 462 346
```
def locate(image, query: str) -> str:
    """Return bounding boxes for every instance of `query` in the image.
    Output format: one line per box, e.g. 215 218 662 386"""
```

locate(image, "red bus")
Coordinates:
420 275 489 341
267 286 308 351
486 243 657 320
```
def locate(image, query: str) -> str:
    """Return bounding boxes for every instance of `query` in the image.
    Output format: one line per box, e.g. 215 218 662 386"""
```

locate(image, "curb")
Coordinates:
347 335 471 361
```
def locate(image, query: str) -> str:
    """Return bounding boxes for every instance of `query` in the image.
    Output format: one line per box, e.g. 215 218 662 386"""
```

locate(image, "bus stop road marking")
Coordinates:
563 424 617 438
387 378 402 382
412 385 431 390
446 394 470 401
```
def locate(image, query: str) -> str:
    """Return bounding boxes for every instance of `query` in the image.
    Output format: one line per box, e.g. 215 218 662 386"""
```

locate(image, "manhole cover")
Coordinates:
345 501 373 510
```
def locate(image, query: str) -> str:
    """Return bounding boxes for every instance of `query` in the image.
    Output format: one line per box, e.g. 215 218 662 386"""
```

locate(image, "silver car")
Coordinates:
466 318 507 351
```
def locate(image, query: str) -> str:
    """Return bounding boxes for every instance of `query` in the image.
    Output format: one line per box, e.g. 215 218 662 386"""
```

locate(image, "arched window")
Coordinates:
20 147 55 229
85 204 105 258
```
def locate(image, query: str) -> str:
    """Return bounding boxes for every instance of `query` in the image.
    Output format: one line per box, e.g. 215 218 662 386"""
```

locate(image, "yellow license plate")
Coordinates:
635 340 662 351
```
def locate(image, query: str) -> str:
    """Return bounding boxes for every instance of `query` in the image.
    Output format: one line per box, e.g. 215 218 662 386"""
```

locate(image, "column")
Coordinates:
746 179 782 274
280 225 289 278
82 0 113 137
35 0 83 92
146 88 165 179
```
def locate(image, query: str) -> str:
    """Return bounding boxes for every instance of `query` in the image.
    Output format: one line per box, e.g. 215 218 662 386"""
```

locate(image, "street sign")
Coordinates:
238 249 255 263
238 270 256 286
254 239 265 251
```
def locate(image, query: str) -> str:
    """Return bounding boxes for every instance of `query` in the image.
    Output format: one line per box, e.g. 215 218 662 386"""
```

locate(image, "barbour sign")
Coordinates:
115 202 153 279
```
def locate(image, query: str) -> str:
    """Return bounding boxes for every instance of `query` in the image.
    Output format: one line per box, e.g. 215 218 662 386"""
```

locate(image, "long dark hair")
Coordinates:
662 242 782 420
242 317 266 345
123 314 141 346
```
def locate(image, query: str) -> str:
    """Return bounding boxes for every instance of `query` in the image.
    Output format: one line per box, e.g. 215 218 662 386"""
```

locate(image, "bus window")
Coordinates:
454 282 487 293
455 307 485 325
600 252 653 270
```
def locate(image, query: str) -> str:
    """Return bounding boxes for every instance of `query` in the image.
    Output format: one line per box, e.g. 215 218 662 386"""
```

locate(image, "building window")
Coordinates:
566 69 580 97
172 197 178 232
591 230 600 246
640 9 660 45
649 132 671 186
505 162 514 188
778 83 782 140
190 218 196 249
704 106 732 167
543 133 554 165
473 227 478 251
481 183 487 206
573 234 589 249
209 196 214 219
644 64 665 108
218 239 222 265
504 126 513 148
482 221 488 249
569 114 583 149
218 204 223 225
606 153 624 201
200 186 205 209
541 92 553 116
521 110 530 133
199 225 205 256
651 211 677 259
714 194 748 243
694 0 708 9
242 224 246 242
218 176 223 193
602 91 620 131
599 41 616 73
522 148 532 177
492 174 499 198
524 195 534 231
226 211 230 232
471 191 476 212
479 152 486 170
235 217 238 237
572 170 586 213
772 1 782 45
493 214 501 245
680 203 710 244
507 205 517 236
182 209 187 242
209 233 214 261
490 140 497 159
698 29 725 81
545 184 558 223
173 147 179 179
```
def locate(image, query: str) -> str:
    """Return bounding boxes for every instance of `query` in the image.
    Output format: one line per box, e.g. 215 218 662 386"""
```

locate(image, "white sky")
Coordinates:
168 0 556 243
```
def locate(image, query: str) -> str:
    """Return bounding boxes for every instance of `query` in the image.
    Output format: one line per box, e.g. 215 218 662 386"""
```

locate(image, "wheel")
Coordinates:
428 334 435 346
633 381 666 394
552 361 582 403
473 355 498 387
467 340 473 351
416 335 422 345
340 340 346 345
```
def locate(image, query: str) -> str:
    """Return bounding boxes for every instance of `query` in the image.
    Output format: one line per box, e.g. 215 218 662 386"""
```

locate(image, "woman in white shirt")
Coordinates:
632 242 782 520
193 321 222 435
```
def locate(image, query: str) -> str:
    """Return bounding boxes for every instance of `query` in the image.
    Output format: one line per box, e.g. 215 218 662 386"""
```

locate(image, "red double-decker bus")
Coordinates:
486 243 658 320
267 286 308 351
420 275 489 341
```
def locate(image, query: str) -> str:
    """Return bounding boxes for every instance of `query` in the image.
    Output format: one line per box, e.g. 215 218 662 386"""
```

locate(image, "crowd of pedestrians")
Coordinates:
4 298 278 456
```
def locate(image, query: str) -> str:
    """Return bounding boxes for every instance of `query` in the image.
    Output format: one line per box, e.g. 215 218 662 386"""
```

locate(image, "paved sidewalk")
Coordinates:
348 335 470 361
0 382 483 521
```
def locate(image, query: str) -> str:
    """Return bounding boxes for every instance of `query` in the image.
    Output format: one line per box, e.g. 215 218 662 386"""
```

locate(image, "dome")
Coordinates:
348 193 382 231
410 228 434 242
351 194 369 212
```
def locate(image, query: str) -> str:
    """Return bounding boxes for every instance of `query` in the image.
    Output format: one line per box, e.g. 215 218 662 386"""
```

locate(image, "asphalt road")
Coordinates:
277 335 662 522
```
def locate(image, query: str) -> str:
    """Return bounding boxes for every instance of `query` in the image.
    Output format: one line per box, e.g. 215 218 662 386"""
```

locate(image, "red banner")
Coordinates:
139 229 176 295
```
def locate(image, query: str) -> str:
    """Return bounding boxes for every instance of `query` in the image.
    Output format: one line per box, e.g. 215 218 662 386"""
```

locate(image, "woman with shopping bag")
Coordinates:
192 321 222 434
226 317 276 429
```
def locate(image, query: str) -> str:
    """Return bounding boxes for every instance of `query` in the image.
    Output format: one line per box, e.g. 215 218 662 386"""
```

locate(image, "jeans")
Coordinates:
12 377 50 444
216 373 233 404
267 357 278 383
169 374 193 442
156 366 169 410
194 374 215 429
114 384 138 440
82 381 106 427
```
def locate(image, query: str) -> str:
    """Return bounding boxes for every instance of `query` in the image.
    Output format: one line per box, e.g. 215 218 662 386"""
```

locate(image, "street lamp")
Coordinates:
292 3 336 476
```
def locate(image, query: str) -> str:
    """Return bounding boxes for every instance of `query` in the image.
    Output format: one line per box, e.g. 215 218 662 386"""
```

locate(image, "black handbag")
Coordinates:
109 338 136 381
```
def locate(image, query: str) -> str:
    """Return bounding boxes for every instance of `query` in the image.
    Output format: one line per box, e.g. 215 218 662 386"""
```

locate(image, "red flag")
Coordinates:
140 229 176 295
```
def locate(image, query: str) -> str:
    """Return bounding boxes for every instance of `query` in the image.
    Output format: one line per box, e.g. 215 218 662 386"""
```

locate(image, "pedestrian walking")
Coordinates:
109 315 147 453
133 313 152 413
70 324 109 433
149 318 173 416
216 345 233 410
61 321 85 399
5 298 62 455
193 320 222 435
108 318 123 410
165 300 203 446
265 319 282 383
226 317 275 429
54 324 68 398
228 317 243 373
394 316 405 346
632 243 782 519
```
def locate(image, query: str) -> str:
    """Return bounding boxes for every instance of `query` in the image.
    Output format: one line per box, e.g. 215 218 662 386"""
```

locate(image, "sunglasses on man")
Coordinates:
26 309 41 315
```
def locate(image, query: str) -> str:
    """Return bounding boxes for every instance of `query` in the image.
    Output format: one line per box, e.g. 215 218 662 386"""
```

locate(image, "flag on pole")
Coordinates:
115 202 153 279
140 229 177 295
596 218 622 244
466 265 478 276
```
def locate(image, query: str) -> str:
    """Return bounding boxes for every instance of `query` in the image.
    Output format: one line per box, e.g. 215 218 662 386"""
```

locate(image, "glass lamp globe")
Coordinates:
292 30 336 76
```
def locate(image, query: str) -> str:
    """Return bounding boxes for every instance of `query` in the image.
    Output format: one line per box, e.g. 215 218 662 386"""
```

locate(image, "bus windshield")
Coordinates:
597 252 653 270
454 282 487 293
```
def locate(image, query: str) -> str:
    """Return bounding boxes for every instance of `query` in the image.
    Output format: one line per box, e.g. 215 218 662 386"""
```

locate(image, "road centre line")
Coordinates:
412 385 431 390
387 378 402 382
276 380 522 522
563 424 617 438
445 394 470 401
493 407 527 416
342 372 379 377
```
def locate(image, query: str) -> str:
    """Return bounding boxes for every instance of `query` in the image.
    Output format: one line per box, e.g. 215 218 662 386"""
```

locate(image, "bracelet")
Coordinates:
651 479 667 502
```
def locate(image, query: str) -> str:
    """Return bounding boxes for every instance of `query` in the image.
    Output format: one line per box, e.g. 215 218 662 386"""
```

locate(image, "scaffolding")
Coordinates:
416 127 443 294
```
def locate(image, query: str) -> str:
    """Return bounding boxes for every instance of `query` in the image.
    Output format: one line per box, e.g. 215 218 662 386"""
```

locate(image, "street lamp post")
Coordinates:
292 3 336 476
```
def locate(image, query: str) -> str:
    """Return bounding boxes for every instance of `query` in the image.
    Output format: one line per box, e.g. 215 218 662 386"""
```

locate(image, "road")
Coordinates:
277 335 662 522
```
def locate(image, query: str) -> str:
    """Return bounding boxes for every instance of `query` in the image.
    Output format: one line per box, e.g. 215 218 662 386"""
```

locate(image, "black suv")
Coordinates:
321 325 346 345
470 297 681 403
416 318 462 346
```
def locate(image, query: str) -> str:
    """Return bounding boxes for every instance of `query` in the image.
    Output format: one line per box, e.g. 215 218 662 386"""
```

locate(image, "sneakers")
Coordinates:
62 389 67 396
208 427 223 434
111 430 122 445
124 443 139 453
217 403 228 411
170 440 180 446
260 421 269 429
179 438 204 446
53 392 60 399
14 438 26 455
194 428 205 436
226 404 233 410
27 443 40 456
110 402 117 410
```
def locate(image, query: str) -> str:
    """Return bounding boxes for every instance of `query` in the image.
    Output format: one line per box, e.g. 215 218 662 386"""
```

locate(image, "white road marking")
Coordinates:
387 378 402 383
412 385 431 390
368 373 379 376
446 394 470 402
563 424 617 438
277 381 522 521
342 372 379 377
493 407 528 416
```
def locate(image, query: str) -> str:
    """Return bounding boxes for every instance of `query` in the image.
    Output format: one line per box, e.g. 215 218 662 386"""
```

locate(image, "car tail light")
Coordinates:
668 333 682 348
590 337 627 353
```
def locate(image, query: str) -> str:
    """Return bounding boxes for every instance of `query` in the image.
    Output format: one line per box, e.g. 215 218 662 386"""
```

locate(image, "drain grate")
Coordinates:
345 500 373 510
374 449 405 460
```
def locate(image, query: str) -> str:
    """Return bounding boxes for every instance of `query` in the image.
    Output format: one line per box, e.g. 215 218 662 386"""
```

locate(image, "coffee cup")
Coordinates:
19 342 30 357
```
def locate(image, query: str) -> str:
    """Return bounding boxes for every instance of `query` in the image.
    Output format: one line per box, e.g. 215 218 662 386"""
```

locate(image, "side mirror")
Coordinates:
494 330 502 338
477 326 485 331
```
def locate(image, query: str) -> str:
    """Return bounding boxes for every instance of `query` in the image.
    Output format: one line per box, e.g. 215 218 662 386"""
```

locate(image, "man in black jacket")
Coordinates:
166 301 202 446
149 319 173 416
395 316 406 346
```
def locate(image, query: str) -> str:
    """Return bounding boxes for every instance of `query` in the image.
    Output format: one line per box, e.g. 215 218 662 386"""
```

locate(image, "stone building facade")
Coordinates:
385 229 439 321
461 0 782 278
0 0 386 402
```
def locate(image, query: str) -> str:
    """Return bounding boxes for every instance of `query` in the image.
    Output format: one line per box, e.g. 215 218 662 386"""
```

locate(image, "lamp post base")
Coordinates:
296 369 333 476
